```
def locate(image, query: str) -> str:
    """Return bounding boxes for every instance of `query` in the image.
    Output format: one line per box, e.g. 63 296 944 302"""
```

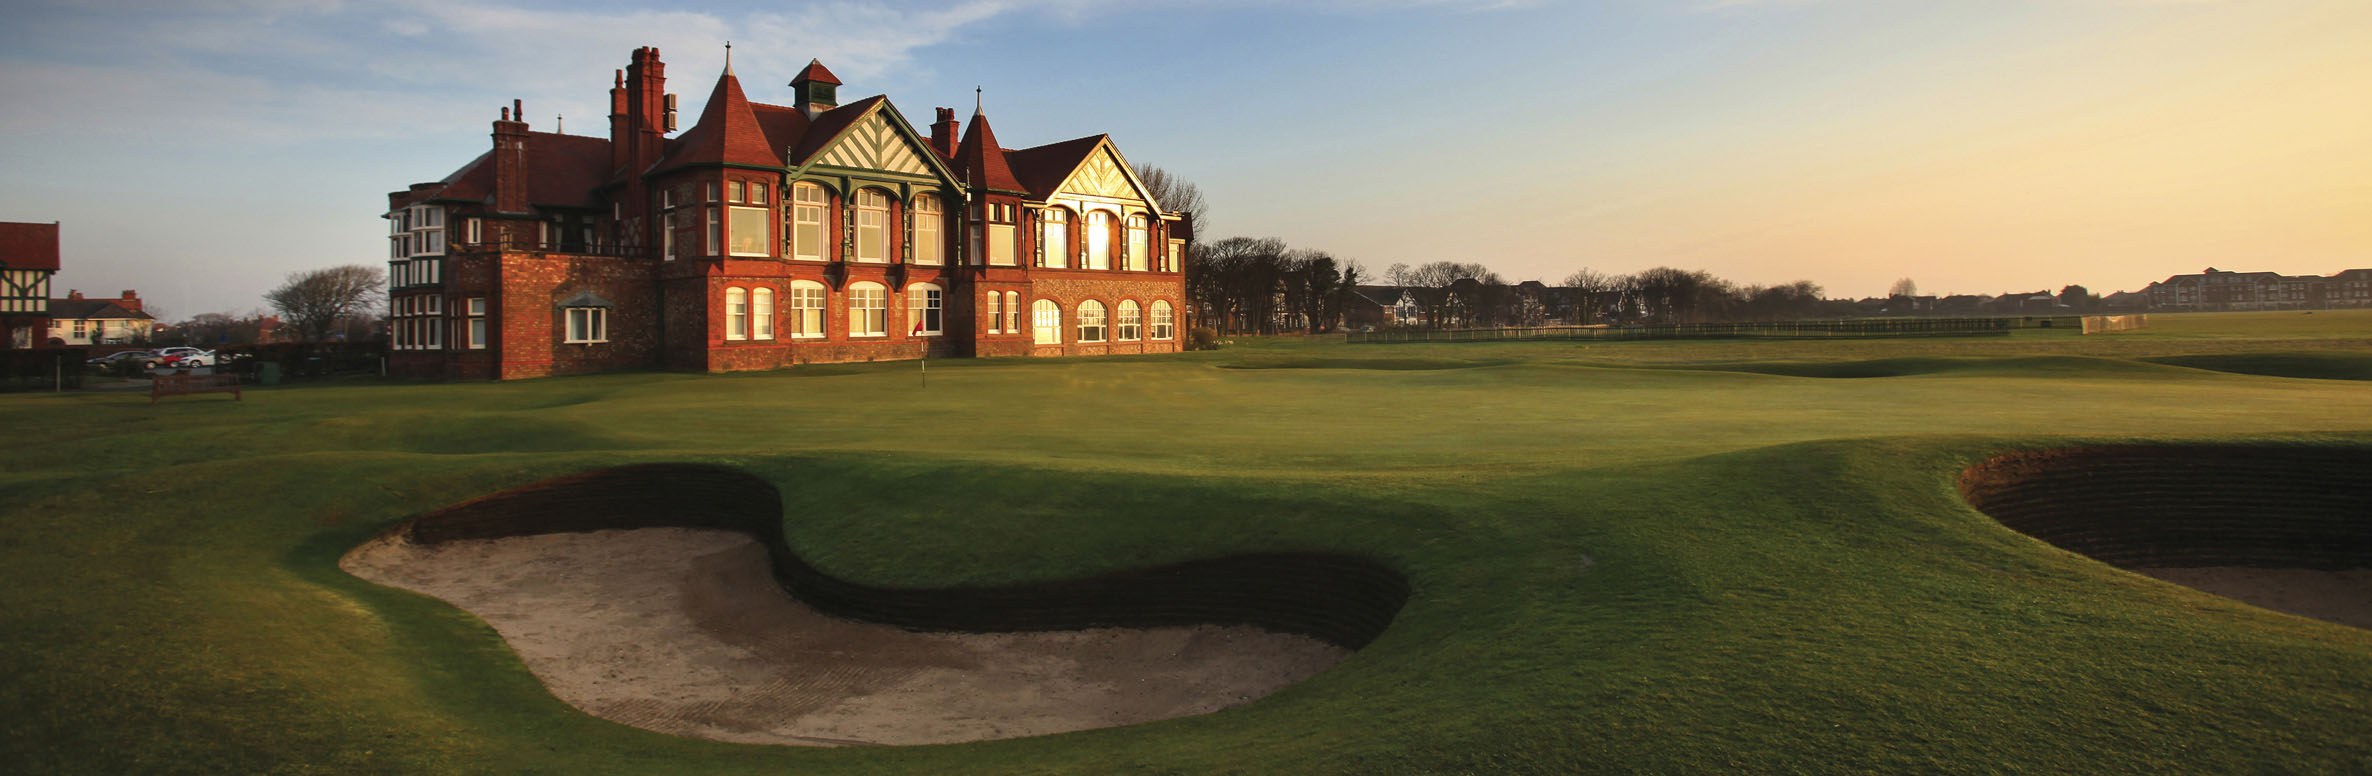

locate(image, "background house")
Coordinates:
46 290 154 346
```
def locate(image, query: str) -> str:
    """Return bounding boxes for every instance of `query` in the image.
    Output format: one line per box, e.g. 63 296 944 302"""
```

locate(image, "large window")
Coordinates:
1032 299 1061 345
789 281 826 338
1126 215 1149 271
1085 211 1112 270
985 290 1002 334
791 183 827 260
907 283 942 335
1077 300 1107 342
1117 299 1142 341
729 206 769 256
1150 300 1175 340
911 194 942 265
753 288 775 340
725 287 749 340
565 307 607 344
986 203 1017 266
1005 292 1020 333
1040 208 1069 268
855 189 889 263
849 282 886 336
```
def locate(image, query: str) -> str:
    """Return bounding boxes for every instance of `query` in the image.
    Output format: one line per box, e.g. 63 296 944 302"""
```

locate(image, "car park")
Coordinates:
85 350 159 370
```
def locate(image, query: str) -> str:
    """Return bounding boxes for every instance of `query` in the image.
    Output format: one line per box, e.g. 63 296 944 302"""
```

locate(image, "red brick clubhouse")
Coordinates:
386 47 1191 379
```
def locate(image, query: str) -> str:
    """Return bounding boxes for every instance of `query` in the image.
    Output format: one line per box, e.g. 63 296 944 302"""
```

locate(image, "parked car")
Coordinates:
155 347 213 368
85 350 159 370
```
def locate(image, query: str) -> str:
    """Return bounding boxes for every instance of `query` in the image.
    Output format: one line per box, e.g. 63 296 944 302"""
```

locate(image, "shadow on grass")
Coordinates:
2141 352 2372 381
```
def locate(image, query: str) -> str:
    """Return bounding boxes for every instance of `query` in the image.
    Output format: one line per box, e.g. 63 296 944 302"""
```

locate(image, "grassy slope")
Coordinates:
3 310 2370 774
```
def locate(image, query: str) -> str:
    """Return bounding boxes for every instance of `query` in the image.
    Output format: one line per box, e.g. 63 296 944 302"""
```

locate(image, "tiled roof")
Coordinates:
786 95 888 167
955 110 1024 194
1005 134 1105 199
792 59 842 86
0 222 60 270
48 299 151 321
750 102 812 160
653 70 783 173
524 132 613 209
390 130 610 212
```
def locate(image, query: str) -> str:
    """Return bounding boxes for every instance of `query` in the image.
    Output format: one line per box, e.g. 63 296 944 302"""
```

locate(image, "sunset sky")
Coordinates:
2 0 2366 317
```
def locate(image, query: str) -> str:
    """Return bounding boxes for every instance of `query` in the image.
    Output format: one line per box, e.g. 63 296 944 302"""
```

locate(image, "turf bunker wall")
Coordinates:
394 463 1410 649
1959 445 2372 570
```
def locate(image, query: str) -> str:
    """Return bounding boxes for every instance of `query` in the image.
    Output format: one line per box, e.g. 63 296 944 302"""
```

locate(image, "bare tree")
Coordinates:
266 264 384 343
1889 277 1919 298
1561 268 1618 324
1132 163 1209 234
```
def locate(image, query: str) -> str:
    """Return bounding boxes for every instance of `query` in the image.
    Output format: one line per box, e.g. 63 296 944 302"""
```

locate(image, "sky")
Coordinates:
2 0 2367 318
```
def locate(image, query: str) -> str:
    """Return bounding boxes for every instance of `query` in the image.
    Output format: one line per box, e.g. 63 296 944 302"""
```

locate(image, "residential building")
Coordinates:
46 290 154 346
385 47 1190 380
1 222 58 349
2141 267 2370 312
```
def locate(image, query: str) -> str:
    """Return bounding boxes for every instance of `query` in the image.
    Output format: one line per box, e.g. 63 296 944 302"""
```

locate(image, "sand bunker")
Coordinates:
1961 444 2372 630
344 528 1350 746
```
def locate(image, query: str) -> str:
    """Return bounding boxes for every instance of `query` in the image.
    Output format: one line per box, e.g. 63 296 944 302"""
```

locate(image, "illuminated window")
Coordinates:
855 189 888 263
985 290 1002 333
1126 215 1148 271
1117 299 1141 340
789 280 826 338
849 282 886 336
1032 299 1061 345
1041 208 1069 268
1150 300 1174 340
1085 211 1112 270
911 194 942 265
792 183 827 260
753 288 774 340
725 287 748 340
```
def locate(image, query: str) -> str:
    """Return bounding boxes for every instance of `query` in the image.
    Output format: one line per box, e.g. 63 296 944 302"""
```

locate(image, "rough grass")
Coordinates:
3 310 2370 774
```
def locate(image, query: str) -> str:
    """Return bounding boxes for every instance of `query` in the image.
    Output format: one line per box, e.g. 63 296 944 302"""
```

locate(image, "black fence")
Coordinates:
1346 316 2084 345
219 342 387 381
0 348 88 392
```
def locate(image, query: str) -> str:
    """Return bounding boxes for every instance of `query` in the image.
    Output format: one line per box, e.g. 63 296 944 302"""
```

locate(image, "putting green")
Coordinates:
2 310 2368 774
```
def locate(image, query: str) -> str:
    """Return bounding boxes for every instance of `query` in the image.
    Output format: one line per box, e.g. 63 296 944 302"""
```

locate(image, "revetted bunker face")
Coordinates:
1959 445 2372 627
345 463 1409 746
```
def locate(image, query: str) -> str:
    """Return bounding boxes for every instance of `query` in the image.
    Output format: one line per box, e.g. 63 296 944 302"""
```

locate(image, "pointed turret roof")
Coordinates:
791 59 841 86
956 109 1024 194
654 67 782 171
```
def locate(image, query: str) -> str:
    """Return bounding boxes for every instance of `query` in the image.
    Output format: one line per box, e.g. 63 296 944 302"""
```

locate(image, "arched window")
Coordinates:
791 183 828 261
725 287 748 340
911 194 942 265
849 282 887 336
790 280 826 338
1032 299 1062 345
1117 299 1142 341
907 283 942 336
1085 210 1112 270
855 189 889 263
1150 300 1175 340
985 290 1003 334
753 287 775 340
1041 208 1069 269
1077 300 1107 343
1126 214 1148 271
1004 291 1020 333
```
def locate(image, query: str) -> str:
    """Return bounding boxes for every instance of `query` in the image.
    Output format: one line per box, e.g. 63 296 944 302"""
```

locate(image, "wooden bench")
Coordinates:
152 373 242 404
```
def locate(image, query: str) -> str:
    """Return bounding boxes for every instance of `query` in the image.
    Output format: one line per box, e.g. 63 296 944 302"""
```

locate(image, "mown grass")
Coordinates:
3 311 2370 774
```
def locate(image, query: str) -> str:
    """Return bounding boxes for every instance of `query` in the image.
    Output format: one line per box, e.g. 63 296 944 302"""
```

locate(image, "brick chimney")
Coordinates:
492 99 529 214
116 290 141 312
67 289 83 300
930 107 959 159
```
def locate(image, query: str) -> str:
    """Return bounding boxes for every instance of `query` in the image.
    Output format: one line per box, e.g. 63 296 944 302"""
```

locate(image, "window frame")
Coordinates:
1077 299 1107 343
1126 214 1149 271
789 280 827 339
725 287 749 341
911 194 943 265
1117 299 1142 341
791 183 828 261
854 189 889 263
563 307 608 344
1150 300 1175 340
907 282 943 336
1085 210 1112 270
848 282 887 337
1032 299 1062 345
753 287 775 340
1040 208 1070 269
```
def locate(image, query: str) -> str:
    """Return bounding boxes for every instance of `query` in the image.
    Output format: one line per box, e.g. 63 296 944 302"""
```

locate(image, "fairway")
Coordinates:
5 311 2371 774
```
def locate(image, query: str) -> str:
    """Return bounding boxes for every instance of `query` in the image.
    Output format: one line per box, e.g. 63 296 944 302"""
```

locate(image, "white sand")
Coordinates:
341 528 1349 746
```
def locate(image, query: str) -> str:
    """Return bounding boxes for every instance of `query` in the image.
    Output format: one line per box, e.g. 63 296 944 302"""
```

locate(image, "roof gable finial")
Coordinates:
975 86 983 116
723 41 732 75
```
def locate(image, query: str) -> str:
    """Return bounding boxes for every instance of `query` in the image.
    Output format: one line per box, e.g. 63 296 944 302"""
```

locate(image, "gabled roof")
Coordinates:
1005 134 1105 199
750 102 812 159
786 95 889 167
956 110 1024 194
653 69 782 172
1352 285 1411 306
49 299 151 321
0 222 60 270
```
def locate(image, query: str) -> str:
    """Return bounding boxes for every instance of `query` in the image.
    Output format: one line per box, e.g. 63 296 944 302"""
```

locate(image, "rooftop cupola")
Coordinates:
790 59 841 118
